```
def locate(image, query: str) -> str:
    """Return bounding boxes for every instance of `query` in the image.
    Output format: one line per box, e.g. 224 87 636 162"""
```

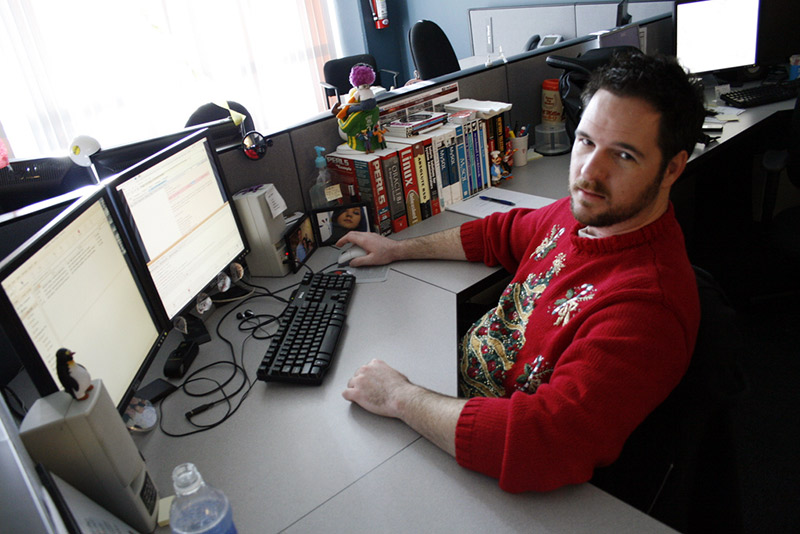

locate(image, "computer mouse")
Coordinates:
337 245 368 266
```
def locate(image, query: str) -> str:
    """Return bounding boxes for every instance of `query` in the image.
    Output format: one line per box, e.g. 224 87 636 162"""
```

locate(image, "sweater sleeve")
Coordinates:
454 297 694 493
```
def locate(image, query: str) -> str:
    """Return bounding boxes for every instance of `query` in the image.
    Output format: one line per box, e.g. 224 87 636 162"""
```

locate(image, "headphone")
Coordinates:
236 309 255 320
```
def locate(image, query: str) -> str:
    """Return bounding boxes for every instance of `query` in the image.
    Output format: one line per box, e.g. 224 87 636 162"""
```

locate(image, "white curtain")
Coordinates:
0 0 341 159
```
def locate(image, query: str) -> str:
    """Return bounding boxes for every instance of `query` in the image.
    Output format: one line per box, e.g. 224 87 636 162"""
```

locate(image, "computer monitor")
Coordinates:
91 118 243 180
756 0 800 68
674 0 760 75
0 186 166 410
107 129 248 331
0 156 97 214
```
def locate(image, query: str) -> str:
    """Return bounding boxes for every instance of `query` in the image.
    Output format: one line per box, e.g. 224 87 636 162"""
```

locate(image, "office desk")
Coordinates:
136 95 800 533
137 229 676 533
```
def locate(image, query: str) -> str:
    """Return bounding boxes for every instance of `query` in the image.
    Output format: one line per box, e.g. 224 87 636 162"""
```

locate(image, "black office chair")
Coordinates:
320 54 398 110
591 266 748 534
760 96 800 232
408 20 460 80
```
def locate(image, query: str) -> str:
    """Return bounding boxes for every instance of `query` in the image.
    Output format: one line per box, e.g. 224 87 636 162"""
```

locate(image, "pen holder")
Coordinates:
510 135 529 167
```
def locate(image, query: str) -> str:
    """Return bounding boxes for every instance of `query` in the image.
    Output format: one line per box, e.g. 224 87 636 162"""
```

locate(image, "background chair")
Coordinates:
408 20 460 80
320 54 398 109
591 266 748 534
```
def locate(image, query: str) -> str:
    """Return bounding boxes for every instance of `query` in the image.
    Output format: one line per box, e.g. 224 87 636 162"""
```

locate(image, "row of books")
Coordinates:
325 112 510 236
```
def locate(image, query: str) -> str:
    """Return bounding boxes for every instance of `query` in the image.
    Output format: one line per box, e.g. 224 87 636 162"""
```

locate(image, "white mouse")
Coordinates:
337 245 368 266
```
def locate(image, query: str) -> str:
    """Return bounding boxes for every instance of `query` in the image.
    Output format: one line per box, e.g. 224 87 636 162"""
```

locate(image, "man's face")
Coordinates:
568 89 682 237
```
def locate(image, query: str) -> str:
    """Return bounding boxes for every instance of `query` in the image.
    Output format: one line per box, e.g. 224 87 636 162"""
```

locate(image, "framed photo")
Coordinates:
283 213 318 272
312 202 371 246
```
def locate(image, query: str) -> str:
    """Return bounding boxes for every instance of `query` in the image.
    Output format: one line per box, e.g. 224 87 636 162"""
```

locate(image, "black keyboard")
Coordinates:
256 272 355 385
720 79 800 108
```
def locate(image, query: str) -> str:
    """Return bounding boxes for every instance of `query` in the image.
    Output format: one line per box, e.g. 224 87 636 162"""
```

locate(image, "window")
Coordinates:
0 0 341 159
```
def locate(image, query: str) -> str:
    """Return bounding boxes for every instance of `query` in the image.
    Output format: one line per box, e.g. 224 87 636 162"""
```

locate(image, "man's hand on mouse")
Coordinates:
335 231 398 267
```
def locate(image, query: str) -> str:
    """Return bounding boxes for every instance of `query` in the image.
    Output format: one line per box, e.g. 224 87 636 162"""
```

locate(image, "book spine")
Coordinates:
380 150 408 233
494 114 506 154
423 137 441 216
478 119 490 192
412 141 432 219
434 132 451 208
397 146 422 226
454 124 470 200
444 128 459 205
354 158 392 236
464 121 477 195
470 119 484 192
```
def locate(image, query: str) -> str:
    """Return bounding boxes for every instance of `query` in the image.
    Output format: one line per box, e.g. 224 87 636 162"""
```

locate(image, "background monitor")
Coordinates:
107 130 248 327
0 186 166 410
91 118 243 180
756 0 800 68
0 156 97 214
675 0 760 75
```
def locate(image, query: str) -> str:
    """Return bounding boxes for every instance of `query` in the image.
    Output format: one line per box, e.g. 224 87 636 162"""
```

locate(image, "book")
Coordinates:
431 127 452 208
384 111 448 137
376 148 408 233
325 151 392 236
385 133 442 219
391 144 422 226
453 123 470 201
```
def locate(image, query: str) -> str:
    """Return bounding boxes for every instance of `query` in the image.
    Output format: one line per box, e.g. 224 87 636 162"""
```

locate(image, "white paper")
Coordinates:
262 184 287 218
446 187 556 218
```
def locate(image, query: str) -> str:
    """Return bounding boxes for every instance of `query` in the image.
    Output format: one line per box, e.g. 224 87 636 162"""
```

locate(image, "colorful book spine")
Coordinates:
395 145 422 226
411 140 432 219
378 149 408 233
433 129 452 208
454 124 470 200
422 136 441 216
477 119 490 192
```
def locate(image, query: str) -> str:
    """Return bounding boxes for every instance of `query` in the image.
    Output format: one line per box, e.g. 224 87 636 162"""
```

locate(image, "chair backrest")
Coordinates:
323 54 380 97
408 20 460 80
591 266 747 534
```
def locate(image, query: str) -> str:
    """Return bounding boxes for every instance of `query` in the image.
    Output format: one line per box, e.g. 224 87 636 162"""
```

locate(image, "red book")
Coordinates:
392 144 422 226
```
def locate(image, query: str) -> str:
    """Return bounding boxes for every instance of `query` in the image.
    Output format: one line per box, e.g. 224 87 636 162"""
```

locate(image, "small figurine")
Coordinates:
332 63 386 153
336 63 377 120
56 348 94 400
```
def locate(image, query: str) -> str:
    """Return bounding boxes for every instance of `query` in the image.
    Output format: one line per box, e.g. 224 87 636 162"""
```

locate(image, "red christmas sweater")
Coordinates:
455 197 700 493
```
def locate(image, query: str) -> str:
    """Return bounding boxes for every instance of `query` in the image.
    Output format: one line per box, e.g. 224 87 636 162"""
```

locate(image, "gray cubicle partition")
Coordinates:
219 12 673 218
469 1 673 57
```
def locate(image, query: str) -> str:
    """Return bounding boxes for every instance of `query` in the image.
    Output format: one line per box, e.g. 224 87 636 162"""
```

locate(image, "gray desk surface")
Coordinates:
138 97 797 533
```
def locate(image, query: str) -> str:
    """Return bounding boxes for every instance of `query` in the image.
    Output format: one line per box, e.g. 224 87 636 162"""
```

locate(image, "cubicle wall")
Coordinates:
218 14 673 217
469 1 673 57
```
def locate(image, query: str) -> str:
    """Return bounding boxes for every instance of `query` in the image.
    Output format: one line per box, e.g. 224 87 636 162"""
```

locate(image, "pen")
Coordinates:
480 196 515 206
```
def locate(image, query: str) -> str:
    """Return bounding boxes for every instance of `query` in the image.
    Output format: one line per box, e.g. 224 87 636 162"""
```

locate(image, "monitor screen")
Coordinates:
675 0 760 75
91 118 242 180
0 187 165 409
756 0 800 67
0 156 97 214
108 130 247 323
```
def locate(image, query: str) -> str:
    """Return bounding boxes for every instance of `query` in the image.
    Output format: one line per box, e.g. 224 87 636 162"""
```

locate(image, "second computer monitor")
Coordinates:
107 129 248 325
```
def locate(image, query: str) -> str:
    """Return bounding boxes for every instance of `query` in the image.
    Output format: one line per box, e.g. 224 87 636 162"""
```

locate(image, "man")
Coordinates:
338 52 706 493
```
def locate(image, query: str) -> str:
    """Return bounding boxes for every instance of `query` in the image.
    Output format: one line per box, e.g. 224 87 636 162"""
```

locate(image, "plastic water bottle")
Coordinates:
169 463 237 534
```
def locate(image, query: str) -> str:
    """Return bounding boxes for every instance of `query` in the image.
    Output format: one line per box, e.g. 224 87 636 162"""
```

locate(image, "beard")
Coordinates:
570 171 664 228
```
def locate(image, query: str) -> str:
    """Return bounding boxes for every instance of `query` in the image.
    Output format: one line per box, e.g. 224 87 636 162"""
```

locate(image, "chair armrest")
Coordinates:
379 69 400 90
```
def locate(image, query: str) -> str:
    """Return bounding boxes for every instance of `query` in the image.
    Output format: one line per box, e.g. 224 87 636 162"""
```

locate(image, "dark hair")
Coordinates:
582 51 705 165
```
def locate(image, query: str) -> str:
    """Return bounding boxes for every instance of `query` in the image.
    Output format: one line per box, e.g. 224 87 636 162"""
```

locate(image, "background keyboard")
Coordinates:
720 79 800 108
257 271 355 385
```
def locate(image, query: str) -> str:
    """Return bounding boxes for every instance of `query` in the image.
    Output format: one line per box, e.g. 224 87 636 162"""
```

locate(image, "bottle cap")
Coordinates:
172 462 204 495
314 146 326 168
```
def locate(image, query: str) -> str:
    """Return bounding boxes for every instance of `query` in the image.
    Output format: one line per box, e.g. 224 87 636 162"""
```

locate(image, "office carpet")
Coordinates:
735 300 800 533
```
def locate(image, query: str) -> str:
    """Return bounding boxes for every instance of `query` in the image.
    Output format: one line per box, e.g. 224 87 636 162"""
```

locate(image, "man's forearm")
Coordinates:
394 382 467 457
393 226 467 262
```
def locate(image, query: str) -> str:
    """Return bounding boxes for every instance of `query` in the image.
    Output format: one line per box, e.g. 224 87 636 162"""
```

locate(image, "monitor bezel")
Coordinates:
104 129 250 326
0 186 168 411
90 117 243 180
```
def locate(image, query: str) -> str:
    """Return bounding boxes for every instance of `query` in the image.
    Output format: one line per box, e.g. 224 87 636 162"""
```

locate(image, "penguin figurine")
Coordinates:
56 348 94 400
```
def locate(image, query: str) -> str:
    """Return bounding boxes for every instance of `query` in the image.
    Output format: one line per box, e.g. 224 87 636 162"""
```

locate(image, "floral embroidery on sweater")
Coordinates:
550 284 596 327
531 225 565 261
